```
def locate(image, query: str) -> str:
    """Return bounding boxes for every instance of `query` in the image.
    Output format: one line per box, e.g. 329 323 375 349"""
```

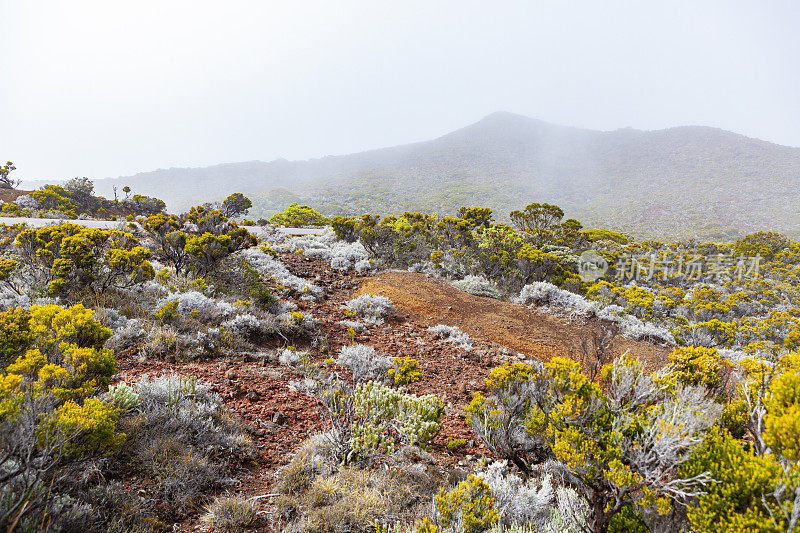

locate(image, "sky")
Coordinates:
2 0 800 182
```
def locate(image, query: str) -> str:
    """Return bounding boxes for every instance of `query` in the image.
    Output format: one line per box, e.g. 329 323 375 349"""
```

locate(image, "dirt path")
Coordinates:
357 271 671 368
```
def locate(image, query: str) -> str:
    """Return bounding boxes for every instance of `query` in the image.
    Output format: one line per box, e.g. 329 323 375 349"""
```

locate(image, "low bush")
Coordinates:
200 496 258 532
433 475 499 533
451 275 502 299
388 356 422 385
515 281 594 317
116 375 254 515
345 294 394 325
337 344 392 383
428 324 473 352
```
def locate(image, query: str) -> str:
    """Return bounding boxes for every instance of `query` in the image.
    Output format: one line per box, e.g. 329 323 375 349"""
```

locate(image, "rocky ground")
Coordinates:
114 252 672 532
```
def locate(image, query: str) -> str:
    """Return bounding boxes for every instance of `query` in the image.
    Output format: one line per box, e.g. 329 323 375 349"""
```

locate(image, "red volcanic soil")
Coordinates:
114 255 671 531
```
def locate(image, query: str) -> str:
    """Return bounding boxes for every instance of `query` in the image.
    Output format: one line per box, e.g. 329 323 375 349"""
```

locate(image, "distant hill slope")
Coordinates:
88 112 800 240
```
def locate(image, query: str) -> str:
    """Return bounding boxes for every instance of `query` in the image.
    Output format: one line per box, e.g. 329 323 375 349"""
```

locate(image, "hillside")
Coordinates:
86 112 800 240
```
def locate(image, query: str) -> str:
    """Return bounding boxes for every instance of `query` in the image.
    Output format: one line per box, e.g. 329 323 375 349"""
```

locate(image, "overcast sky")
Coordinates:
2 0 799 182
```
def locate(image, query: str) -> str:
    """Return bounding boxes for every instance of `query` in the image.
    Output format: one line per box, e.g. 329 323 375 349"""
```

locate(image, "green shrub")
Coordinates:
15 224 155 296
270 203 328 227
681 429 783 532
446 438 466 452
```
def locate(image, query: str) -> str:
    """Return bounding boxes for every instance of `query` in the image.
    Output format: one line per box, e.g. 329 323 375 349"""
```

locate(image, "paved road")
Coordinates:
0 216 328 237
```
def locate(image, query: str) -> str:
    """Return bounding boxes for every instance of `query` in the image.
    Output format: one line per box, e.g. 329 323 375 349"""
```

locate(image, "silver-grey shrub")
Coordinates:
428 324 473 352
515 282 595 317
336 344 392 383
124 375 254 511
345 294 394 325
157 291 236 323
451 275 502 299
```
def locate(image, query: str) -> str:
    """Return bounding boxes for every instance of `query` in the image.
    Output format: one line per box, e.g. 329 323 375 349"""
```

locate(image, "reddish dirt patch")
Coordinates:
356 271 672 368
0 188 29 203
112 257 674 531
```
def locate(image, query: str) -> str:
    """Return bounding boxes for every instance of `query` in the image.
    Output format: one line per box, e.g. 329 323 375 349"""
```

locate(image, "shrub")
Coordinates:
220 313 277 341
0 304 122 527
515 282 594 316
279 347 303 367
349 381 444 455
15 224 155 296
105 381 141 412
142 214 190 274
270 203 328 227
312 378 444 462
680 428 782 532
120 376 254 513
479 460 554 528
388 356 422 385
467 355 722 532
337 344 392 383
237 247 322 299
446 438 466 452
181 206 257 274
428 324 473 352
451 275 502 299
37 398 125 458
200 496 258 532
279 465 423 533
156 291 236 323
734 231 790 259
345 294 394 325
434 475 499 533
221 193 253 219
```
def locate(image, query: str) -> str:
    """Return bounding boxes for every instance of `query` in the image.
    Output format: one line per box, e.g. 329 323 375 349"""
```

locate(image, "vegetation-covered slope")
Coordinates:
81 112 800 241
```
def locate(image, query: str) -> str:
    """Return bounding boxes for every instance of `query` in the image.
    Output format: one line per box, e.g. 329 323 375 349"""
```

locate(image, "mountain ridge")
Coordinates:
34 112 800 240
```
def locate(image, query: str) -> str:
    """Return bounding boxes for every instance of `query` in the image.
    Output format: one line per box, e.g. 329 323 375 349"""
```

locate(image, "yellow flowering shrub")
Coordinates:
37 398 125 457
434 475 498 533
387 356 422 385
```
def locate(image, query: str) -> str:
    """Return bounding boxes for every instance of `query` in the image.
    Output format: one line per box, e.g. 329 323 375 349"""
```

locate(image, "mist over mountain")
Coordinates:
84 112 800 240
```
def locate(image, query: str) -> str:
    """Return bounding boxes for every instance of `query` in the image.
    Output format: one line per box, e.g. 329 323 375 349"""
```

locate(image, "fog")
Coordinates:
2 0 799 182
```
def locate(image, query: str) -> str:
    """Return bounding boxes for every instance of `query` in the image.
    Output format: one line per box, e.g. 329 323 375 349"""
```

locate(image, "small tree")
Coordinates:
0 161 20 189
0 304 123 527
63 177 94 196
14 224 155 296
467 355 721 533
221 192 252 218
269 203 328 227
510 202 564 233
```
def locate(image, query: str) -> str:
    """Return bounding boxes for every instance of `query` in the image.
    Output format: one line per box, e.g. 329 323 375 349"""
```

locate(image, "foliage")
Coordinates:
15 223 155 296
734 231 790 260
313 378 444 462
37 398 124 457
337 344 392 383
0 303 121 527
466 355 721 532
388 356 422 385
221 192 252 218
0 161 19 189
434 475 499 533
121 375 255 514
446 438 466 452
681 428 783 532
200 496 258 532
345 294 394 324
270 202 328 227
